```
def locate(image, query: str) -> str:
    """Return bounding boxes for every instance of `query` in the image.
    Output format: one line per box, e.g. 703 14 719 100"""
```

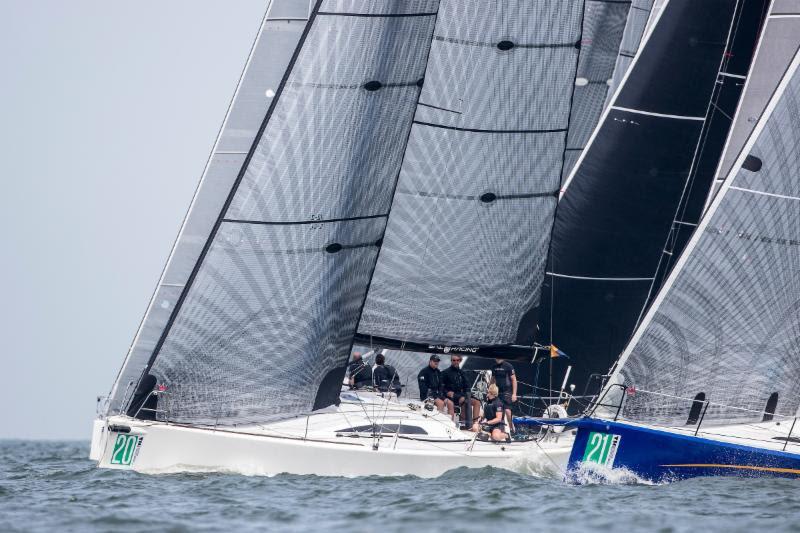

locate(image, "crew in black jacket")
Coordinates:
347 352 373 390
441 355 480 425
373 353 402 396
417 354 445 412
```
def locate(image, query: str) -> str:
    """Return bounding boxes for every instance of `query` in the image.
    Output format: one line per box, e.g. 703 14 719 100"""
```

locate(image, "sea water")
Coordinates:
1 440 798 532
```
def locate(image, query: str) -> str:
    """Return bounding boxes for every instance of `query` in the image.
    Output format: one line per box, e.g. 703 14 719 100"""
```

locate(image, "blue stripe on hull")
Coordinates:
567 418 800 483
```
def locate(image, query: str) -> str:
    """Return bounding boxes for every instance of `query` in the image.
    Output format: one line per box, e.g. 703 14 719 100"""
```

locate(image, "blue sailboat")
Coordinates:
564 2 800 482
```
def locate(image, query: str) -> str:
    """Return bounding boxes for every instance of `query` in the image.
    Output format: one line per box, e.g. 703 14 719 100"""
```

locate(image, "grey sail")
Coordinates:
356 0 651 353
107 0 315 416
611 45 800 427
110 0 441 425
709 0 800 206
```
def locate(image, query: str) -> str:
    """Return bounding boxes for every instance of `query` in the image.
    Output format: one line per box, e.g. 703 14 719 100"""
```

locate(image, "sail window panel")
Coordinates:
773 0 800 12
417 42 578 131
435 0 582 46
226 15 436 224
268 0 313 19
733 81 800 198
396 126 564 197
358 195 555 345
565 1 629 162
716 18 800 182
551 110 705 279
106 284 185 415
605 0 654 104
621 190 800 426
158 154 247 286
417 44 578 131
614 0 736 118
320 0 439 15
150 218 383 425
412 0 581 131
218 20 306 153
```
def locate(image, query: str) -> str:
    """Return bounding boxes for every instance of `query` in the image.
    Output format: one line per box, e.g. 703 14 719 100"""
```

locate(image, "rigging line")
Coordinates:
634 0 746 331
417 101 462 114
546 272 655 282
610 105 706 121
540 0 589 358
134 0 327 392
413 121 567 134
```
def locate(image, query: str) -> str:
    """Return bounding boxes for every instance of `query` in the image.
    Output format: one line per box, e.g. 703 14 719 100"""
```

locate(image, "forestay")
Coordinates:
611 46 800 426
110 0 440 425
356 0 648 352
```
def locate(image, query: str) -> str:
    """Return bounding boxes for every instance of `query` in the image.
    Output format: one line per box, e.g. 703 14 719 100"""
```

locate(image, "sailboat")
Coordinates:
90 0 661 476
564 0 800 482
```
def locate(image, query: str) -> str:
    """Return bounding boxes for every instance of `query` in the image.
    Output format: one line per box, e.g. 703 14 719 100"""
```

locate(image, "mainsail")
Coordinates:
109 0 441 424
537 0 767 395
610 42 800 426
355 0 652 355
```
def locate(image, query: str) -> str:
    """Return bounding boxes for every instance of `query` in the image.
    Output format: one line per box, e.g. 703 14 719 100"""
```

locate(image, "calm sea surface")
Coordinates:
2 440 799 532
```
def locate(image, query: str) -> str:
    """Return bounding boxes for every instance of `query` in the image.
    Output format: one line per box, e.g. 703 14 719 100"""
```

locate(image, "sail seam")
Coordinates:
316 11 437 18
547 272 655 282
221 214 388 226
729 186 800 201
610 105 706 121
413 121 567 134
395 189 558 200
433 36 578 50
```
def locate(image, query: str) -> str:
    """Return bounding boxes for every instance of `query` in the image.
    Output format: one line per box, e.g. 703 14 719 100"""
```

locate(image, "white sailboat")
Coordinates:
90 0 660 476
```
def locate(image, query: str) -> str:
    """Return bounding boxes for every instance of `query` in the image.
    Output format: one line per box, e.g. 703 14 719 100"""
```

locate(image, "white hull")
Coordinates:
93 394 572 478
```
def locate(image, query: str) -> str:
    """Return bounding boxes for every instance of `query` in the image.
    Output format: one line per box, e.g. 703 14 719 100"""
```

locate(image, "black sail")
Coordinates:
537 0 766 397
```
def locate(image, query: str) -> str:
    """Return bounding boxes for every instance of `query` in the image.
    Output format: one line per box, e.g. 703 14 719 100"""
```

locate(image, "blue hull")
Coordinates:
567 418 800 483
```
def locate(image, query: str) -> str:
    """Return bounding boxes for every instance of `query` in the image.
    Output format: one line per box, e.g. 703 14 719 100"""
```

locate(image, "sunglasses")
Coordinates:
451 358 462 362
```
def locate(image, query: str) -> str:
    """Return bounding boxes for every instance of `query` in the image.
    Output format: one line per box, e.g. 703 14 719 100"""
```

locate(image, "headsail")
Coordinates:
355 0 652 354
109 0 440 425
709 0 800 205
537 0 767 395
610 43 800 426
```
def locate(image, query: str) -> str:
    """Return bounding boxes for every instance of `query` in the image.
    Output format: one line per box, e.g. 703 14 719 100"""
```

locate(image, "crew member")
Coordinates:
373 353 402 396
417 354 445 411
491 358 517 433
441 355 480 426
472 384 507 442
347 351 372 390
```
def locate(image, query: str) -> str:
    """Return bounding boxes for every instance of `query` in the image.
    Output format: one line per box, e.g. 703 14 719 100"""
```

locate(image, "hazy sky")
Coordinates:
0 0 267 439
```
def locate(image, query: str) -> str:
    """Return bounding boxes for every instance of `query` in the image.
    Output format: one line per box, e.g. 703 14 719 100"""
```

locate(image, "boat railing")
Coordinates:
590 385 799 450
133 390 172 421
